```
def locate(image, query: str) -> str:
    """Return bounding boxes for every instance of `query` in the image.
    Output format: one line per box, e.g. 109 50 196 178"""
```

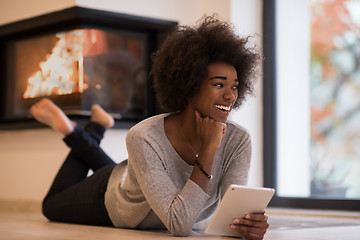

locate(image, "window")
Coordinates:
263 0 360 210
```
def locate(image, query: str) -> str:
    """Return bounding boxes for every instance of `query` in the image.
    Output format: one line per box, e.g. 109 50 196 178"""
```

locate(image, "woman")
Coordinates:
31 16 267 239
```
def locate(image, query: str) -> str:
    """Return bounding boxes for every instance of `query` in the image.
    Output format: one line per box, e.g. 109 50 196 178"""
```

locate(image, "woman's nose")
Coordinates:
223 88 236 100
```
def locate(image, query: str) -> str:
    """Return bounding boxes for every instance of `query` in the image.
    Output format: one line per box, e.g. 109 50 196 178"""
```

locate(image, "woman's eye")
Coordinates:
213 83 223 88
232 85 239 90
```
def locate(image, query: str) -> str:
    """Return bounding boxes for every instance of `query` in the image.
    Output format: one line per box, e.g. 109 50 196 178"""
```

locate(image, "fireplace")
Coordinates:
0 7 177 128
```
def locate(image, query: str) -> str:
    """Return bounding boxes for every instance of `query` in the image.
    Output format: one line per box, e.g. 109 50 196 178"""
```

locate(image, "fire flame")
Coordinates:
23 30 86 99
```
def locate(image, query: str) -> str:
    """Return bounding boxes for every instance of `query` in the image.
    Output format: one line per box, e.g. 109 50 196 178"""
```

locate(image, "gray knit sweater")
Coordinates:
104 113 251 236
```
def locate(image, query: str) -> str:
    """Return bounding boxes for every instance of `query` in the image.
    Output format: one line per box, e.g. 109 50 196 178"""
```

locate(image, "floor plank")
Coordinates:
1 208 360 240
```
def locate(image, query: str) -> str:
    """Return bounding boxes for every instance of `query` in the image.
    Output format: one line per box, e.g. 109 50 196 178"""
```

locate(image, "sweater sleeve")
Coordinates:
220 127 252 198
126 127 210 237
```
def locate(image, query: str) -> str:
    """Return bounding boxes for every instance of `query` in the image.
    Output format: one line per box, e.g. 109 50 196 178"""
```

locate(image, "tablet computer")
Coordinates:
205 184 275 238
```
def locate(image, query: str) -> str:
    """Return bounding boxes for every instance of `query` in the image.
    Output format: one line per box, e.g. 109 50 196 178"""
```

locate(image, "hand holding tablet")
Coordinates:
205 185 275 238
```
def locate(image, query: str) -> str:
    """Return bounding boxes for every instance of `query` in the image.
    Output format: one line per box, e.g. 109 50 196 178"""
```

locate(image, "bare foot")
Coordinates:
30 99 75 135
90 104 114 129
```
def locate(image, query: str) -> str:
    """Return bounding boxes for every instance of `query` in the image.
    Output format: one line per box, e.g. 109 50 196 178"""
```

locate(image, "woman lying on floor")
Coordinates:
31 16 268 239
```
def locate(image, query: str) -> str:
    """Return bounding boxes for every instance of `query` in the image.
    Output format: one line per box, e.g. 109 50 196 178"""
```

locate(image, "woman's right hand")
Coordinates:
194 110 226 152
190 110 226 191
230 213 269 240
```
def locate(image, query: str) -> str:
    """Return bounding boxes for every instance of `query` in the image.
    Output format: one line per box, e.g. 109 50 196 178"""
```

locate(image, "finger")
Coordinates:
194 109 201 121
241 232 265 240
194 109 201 122
235 219 269 229
241 231 265 240
218 122 227 128
233 216 269 230
244 213 268 222
230 224 267 240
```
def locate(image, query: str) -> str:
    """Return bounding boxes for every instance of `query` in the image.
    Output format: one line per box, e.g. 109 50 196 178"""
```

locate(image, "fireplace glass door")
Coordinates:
6 27 148 121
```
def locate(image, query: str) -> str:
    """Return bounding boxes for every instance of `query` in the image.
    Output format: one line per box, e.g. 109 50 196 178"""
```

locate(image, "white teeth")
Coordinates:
215 105 231 111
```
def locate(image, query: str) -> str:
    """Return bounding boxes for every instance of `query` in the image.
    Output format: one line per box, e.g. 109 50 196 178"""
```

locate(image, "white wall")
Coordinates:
0 0 76 25
0 0 263 204
276 0 310 197
230 0 263 187
76 0 231 25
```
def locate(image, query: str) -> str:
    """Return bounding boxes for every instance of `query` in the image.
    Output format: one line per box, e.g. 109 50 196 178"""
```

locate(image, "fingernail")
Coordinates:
233 218 240 224
230 224 236 229
245 214 251 219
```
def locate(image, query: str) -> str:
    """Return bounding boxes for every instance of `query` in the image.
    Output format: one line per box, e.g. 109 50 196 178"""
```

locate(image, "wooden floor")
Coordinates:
1 206 360 240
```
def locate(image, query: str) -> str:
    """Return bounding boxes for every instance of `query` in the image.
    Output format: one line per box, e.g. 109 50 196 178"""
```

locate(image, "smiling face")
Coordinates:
189 62 239 123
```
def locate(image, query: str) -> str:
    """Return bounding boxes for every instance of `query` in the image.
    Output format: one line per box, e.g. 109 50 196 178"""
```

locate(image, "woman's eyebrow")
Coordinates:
210 76 227 80
210 76 239 83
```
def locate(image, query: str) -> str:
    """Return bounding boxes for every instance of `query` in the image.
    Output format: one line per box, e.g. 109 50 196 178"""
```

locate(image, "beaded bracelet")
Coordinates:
195 159 213 179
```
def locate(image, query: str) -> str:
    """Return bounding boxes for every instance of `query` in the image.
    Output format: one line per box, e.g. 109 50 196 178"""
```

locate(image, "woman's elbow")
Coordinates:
169 225 193 237
171 229 192 237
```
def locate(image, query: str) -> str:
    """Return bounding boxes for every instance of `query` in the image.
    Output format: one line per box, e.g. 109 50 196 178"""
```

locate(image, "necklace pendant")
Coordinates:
195 154 199 158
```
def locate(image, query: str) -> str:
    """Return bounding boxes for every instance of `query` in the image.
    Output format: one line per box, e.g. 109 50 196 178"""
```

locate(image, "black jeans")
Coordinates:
42 122 116 227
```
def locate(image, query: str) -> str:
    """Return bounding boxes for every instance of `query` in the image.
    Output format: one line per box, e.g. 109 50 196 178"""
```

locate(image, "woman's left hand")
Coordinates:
230 212 269 240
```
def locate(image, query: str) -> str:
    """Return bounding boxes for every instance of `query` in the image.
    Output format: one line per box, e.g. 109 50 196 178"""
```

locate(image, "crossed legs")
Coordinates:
31 99 116 226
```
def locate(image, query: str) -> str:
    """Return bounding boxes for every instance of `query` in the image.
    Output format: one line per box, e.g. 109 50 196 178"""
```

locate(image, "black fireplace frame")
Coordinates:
0 7 177 129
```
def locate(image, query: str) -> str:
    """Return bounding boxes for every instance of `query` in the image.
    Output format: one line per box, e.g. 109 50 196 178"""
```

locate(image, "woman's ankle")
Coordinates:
90 104 114 129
